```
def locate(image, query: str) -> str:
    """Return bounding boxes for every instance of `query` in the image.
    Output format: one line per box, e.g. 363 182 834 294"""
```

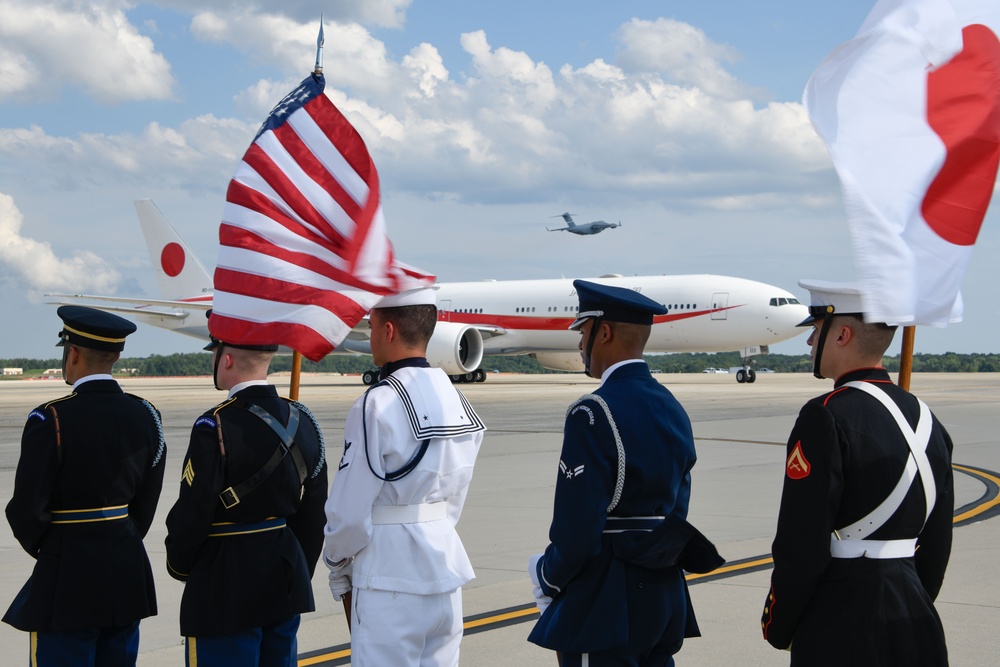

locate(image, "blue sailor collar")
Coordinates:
380 366 486 440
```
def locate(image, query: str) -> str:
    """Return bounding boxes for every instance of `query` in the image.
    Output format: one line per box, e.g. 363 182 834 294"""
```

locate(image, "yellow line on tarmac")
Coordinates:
299 649 350 666
952 464 1000 523
464 606 538 630
685 556 773 581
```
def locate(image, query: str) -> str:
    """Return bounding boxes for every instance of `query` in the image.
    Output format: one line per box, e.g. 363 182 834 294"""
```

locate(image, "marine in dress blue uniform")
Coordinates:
4 306 167 666
164 328 328 667
528 281 722 667
761 281 954 666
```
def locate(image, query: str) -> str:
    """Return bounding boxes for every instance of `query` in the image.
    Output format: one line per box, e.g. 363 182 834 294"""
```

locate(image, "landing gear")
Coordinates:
449 368 488 383
735 367 757 384
362 370 378 385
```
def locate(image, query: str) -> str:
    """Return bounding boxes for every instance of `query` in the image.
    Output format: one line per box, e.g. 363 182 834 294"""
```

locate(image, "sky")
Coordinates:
0 0 996 360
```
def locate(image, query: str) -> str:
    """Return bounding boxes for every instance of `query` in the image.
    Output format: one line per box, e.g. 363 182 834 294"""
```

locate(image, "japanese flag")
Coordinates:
805 0 1000 326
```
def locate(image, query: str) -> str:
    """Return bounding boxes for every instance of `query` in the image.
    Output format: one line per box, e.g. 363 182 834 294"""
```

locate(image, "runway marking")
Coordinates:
296 462 999 666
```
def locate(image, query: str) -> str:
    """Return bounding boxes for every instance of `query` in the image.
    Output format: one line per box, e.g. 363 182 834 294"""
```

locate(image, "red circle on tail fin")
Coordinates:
161 242 185 277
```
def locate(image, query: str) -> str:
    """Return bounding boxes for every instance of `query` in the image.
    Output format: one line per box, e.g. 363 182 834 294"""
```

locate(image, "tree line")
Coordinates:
1 351 997 378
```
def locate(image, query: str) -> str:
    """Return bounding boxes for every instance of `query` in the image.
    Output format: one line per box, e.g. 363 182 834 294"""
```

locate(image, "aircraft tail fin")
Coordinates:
133 199 213 300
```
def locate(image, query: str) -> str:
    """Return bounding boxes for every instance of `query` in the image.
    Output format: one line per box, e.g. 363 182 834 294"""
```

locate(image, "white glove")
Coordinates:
325 555 353 601
532 584 552 614
329 570 352 601
528 554 552 613
528 554 543 586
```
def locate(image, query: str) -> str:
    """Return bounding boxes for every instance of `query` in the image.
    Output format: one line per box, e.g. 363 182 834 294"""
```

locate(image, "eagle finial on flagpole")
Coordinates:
314 14 325 76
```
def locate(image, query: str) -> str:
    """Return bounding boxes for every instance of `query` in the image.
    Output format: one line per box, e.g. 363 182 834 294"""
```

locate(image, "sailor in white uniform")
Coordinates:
323 287 486 667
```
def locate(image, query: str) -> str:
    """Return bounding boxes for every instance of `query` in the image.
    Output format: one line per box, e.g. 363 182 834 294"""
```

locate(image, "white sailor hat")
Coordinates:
797 279 865 327
374 286 437 309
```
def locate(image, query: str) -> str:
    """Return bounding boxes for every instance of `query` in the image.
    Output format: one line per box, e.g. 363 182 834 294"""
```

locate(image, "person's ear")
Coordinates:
834 323 853 346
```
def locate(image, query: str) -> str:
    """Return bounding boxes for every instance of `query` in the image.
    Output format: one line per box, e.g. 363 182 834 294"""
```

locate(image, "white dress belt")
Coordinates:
371 502 448 525
830 537 917 559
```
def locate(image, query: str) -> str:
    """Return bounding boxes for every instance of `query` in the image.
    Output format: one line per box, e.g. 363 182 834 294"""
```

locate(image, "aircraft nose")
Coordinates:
779 304 810 336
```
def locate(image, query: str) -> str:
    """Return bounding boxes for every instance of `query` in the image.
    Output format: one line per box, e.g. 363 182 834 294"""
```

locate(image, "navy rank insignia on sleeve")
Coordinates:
182 459 195 486
559 459 585 480
338 440 351 471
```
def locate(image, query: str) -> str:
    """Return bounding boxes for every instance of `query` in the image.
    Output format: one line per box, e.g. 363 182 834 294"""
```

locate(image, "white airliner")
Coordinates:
46 200 808 384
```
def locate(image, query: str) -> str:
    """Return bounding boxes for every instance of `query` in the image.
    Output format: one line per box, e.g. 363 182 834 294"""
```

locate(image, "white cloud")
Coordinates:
161 0 410 28
0 192 121 294
0 0 175 103
614 18 763 102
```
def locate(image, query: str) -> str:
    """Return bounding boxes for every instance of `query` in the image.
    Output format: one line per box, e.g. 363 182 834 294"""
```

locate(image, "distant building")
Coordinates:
43 369 62 376
3 368 23 376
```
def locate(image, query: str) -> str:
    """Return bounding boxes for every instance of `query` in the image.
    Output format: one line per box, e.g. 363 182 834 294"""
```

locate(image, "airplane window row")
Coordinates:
670 304 696 310
456 308 483 313
769 297 801 306
515 307 536 313
545 306 580 313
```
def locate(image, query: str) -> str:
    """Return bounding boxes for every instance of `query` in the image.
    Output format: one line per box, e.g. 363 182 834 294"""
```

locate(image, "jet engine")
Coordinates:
530 352 585 372
426 322 485 375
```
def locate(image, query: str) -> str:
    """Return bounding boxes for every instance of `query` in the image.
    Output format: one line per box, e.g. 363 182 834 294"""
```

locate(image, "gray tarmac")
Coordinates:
0 372 997 666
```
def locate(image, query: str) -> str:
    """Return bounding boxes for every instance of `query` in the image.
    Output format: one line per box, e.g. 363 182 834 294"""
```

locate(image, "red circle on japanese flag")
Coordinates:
923 24 1000 247
161 242 185 277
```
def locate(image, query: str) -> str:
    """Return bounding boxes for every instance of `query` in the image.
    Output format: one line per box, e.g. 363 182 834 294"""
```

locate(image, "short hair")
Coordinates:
375 304 437 347
839 315 898 358
608 320 651 350
74 345 120 368
228 347 274 375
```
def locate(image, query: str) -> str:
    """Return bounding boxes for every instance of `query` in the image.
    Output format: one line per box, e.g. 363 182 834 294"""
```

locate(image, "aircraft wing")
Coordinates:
45 293 211 319
546 226 569 232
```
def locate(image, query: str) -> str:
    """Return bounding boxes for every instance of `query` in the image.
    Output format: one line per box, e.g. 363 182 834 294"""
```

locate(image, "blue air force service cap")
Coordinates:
796 279 866 327
569 280 668 330
56 305 137 352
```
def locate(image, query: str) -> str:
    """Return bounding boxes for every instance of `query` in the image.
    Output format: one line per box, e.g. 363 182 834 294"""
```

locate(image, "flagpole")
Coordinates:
897 325 915 391
289 351 303 400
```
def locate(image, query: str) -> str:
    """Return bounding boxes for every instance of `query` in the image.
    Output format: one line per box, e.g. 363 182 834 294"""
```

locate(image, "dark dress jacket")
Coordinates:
4 379 166 631
529 362 702 654
165 384 328 637
762 368 954 666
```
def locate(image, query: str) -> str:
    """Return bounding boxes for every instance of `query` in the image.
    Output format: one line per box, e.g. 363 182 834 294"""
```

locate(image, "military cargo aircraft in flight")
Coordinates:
546 212 621 235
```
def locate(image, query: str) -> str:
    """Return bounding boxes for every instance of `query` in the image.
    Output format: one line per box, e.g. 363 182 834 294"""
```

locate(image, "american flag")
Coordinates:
209 73 434 361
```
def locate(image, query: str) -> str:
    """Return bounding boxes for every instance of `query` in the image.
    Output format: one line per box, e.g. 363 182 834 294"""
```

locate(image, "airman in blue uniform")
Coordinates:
528 281 722 666
4 306 166 666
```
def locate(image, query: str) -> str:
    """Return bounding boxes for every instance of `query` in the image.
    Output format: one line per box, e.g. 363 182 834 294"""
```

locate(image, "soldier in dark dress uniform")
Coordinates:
761 280 954 666
164 325 328 667
4 306 166 666
528 281 722 667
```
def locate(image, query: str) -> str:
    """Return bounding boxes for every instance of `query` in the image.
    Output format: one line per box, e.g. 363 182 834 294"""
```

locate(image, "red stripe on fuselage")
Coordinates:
439 304 744 330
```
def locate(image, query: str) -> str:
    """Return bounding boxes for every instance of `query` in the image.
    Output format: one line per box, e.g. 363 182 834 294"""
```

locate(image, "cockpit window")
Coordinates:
770 297 801 306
